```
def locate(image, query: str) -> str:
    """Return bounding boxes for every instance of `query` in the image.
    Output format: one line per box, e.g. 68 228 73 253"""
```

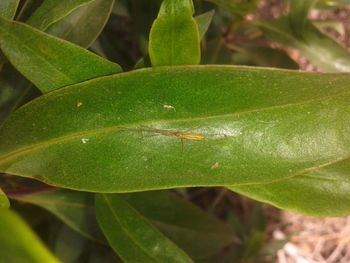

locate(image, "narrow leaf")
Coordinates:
0 209 59 263
0 66 350 216
149 0 200 66
46 0 115 48
26 0 94 30
121 191 235 259
256 17 350 72
195 10 214 40
0 17 122 92
289 0 317 36
0 188 9 208
0 0 20 19
12 189 102 240
95 194 193 263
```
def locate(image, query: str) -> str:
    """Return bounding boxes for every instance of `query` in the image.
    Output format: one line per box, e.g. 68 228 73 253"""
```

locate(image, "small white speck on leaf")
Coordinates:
81 138 89 144
211 162 220 170
163 104 176 111
77 101 83 107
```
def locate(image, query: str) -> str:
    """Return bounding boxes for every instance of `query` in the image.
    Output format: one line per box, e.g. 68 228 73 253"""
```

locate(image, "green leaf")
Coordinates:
121 191 235 259
95 194 193 263
203 0 259 15
289 0 317 36
46 0 115 48
1 66 350 216
149 0 200 66
231 46 299 69
0 209 59 263
0 17 122 93
0 187 9 208
195 10 214 40
256 17 350 72
26 0 94 30
0 0 19 19
12 189 102 240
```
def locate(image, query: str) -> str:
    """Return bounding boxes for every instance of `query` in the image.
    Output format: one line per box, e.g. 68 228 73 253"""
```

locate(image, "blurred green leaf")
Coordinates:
95 194 193 263
195 10 214 40
0 188 9 208
13 189 102 241
0 209 59 263
149 0 200 65
121 191 235 259
46 0 114 48
1 66 350 216
0 0 19 19
256 17 350 72
0 17 122 92
202 38 232 64
289 0 317 36
231 46 299 69
203 0 259 15
53 225 86 263
26 0 94 30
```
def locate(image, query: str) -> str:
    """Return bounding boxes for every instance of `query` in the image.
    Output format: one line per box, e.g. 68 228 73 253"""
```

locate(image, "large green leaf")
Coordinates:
0 209 59 263
0 66 350 216
95 194 193 263
12 189 102 240
0 0 19 19
256 17 350 72
0 17 122 93
121 191 235 259
26 0 94 30
149 0 200 66
0 187 9 208
46 0 114 48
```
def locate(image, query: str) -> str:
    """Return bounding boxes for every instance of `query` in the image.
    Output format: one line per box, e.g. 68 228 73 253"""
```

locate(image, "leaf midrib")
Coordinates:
1 89 349 166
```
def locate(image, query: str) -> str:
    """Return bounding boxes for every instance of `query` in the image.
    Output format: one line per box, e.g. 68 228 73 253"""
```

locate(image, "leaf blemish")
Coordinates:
81 138 89 144
163 104 176 111
77 101 83 107
211 162 219 170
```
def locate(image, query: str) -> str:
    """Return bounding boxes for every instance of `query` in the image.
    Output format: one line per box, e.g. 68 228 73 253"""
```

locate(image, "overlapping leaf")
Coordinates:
26 0 94 30
256 17 350 72
0 17 121 92
0 0 19 19
95 194 193 262
12 189 102 240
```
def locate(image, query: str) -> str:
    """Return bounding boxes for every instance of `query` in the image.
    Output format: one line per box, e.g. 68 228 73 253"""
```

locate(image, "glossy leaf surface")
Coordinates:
0 188 9 208
46 0 114 48
1 66 350 216
0 0 19 19
0 209 59 263
256 17 350 72
149 0 200 66
13 189 101 240
121 191 235 259
26 0 94 30
0 17 122 92
95 194 193 263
